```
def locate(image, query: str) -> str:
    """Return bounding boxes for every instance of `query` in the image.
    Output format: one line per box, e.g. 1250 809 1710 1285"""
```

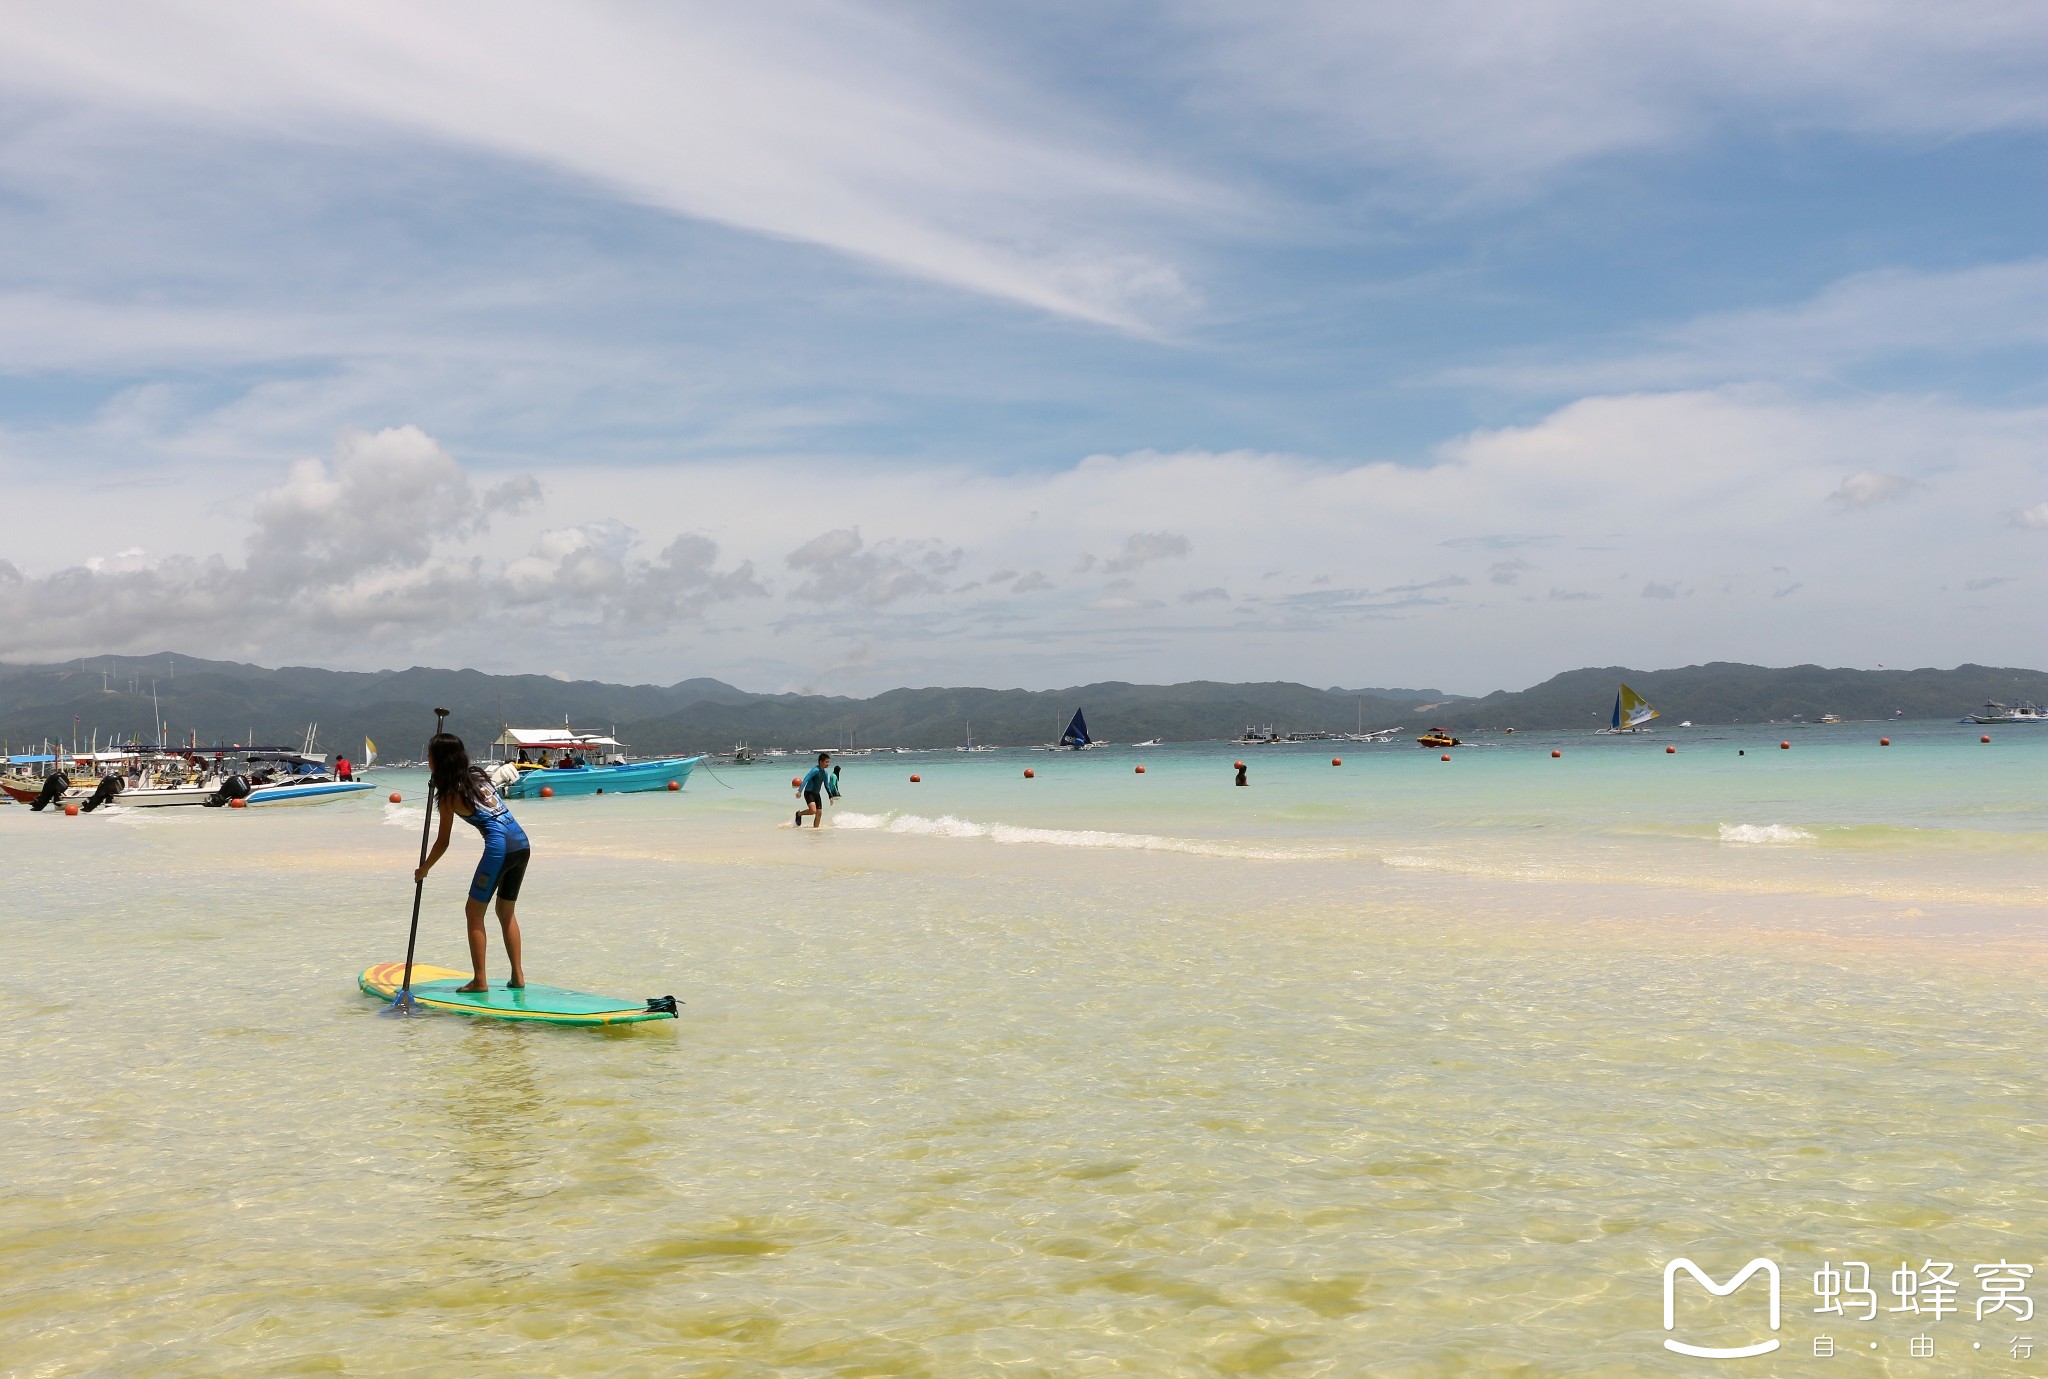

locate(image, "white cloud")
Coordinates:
5 390 2046 690
2014 503 2048 530
1168 1 2048 187
0 427 758 662
1099 531 1192 573
1 2 1215 332
1455 260 2048 395
784 527 963 607
1828 471 1917 510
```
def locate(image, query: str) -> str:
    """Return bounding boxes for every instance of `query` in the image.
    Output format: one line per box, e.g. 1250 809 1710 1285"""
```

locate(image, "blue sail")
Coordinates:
1060 709 1090 748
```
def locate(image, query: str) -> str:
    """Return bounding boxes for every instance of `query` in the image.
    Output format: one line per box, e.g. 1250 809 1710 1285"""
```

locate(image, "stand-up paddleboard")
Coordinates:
359 963 679 1026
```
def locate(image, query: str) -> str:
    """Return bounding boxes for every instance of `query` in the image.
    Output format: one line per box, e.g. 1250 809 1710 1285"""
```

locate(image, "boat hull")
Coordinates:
245 780 378 805
500 757 700 799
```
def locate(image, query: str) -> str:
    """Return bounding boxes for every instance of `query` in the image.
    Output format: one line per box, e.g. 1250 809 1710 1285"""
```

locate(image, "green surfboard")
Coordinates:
360 963 678 1026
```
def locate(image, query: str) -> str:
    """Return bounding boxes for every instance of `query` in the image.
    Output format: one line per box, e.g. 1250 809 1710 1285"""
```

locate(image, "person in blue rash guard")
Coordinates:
417 731 530 991
795 752 839 829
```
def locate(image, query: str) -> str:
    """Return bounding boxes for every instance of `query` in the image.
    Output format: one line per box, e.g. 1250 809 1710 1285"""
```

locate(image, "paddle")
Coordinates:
383 707 448 1017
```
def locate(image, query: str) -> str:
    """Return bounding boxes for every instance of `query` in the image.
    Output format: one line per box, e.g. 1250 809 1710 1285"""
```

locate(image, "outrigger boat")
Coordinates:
1964 701 2048 725
490 726 700 799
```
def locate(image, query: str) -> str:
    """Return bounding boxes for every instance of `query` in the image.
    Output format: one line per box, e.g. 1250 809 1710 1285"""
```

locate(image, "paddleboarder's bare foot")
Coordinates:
457 979 490 993
507 975 526 988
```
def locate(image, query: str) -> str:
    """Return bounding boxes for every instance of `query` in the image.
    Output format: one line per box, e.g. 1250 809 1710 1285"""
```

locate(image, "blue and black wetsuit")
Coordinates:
800 765 839 808
455 769 531 904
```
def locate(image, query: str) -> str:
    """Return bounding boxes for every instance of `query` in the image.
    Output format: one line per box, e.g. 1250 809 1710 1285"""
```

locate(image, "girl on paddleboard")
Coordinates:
417 732 529 993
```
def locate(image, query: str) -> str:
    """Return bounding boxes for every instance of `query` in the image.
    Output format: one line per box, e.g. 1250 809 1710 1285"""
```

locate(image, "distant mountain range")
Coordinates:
3 653 2043 758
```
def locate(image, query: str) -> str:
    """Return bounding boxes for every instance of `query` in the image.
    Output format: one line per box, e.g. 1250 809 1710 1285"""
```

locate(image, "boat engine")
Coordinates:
205 774 253 808
30 770 70 812
80 774 126 812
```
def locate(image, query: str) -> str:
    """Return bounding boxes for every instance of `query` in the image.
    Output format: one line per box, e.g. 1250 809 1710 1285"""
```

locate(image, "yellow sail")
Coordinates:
1616 683 1660 730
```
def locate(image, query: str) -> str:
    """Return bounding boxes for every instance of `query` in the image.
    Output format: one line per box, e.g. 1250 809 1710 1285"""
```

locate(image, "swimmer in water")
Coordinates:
417 732 529 992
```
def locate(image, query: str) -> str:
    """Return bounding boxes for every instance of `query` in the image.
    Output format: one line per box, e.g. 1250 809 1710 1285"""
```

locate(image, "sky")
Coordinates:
1 0 2043 695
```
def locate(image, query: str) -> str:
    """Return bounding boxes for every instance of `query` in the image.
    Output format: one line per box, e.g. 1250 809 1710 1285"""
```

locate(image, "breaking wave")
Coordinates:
383 802 424 829
1717 823 1816 845
831 810 1323 861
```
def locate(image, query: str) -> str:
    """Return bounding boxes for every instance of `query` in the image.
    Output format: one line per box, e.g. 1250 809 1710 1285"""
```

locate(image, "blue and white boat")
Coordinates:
491 727 700 799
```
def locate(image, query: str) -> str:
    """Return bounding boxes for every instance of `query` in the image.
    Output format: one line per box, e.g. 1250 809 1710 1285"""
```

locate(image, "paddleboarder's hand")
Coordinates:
413 864 430 884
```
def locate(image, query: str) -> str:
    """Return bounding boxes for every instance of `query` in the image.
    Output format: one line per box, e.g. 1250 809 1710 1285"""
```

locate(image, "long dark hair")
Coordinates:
427 732 487 810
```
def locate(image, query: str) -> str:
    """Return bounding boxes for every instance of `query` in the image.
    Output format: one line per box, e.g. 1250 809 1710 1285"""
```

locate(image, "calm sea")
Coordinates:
5 720 2045 1375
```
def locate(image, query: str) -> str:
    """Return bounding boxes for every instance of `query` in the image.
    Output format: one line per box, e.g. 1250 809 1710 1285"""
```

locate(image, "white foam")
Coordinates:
383 803 424 829
831 810 1319 861
1718 823 1815 845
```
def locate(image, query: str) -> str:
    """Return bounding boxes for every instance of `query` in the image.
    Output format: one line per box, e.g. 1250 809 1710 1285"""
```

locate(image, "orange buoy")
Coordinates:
791 777 802 788
1135 765 1145 774
1780 741 1791 750
667 780 679 790
1023 768 1034 778
1982 734 1992 744
388 791 402 803
539 785 554 799
1880 737 1890 747
1233 760 1245 771
228 798 247 809
1331 757 1342 766
1551 750 1561 758
1440 753 1451 762
1666 745 1676 754
63 803 79 816
910 774 921 783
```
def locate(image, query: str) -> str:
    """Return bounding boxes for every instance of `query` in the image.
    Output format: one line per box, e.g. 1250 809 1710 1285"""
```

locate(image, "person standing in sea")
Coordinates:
416 731 530 992
795 752 839 828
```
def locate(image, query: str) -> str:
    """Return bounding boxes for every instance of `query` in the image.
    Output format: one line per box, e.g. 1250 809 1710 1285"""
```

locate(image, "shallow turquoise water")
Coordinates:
2 720 2044 1376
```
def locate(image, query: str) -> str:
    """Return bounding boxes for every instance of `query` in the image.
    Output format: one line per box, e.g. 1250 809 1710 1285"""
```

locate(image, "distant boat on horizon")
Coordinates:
1597 683 1660 734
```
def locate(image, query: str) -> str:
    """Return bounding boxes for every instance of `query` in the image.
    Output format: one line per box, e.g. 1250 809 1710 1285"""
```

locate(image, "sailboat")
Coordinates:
1597 683 1661 734
1046 708 1100 750
955 720 997 752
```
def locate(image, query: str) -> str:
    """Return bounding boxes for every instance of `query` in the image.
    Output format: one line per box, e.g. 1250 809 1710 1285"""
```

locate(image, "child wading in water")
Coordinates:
417 732 529 992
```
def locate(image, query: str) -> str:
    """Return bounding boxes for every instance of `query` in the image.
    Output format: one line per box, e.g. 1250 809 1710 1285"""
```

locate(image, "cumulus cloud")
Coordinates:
0 427 758 661
2014 502 2048 530
784 527 963 606
1827 471 1916 509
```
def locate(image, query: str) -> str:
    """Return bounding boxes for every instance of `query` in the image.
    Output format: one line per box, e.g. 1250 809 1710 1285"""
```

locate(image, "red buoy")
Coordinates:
1551 750 1561 758
1135 765 1145 774
1233 760 1246 771
389 791 402 803
1440 754 1451 762
667 780 679 790
1780 741 1791 750
1666 745 1676 754
539 785 554 799
1023 768 1034 778
910 774 921 783
1879 737 1890 747
1982 734 1992 744
1331 757 1342 766
63 803 79 816
228 798 247 809
791 777 801 788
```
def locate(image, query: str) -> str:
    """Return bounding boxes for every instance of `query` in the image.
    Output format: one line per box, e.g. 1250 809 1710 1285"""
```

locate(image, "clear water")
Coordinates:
4 721 2045 1375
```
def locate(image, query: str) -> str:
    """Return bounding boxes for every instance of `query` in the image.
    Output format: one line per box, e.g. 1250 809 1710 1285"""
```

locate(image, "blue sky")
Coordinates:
1 2 2043 693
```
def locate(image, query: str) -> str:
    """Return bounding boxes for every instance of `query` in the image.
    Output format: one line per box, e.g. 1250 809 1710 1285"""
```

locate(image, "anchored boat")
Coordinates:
491 726 700 799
